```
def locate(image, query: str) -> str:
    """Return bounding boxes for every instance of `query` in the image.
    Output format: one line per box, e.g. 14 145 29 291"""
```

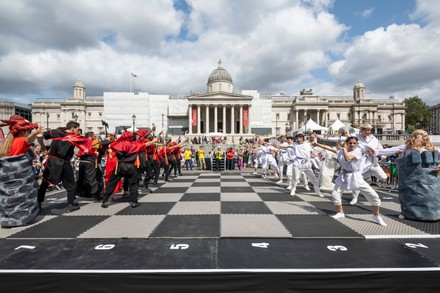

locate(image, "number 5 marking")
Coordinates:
170 244 189 250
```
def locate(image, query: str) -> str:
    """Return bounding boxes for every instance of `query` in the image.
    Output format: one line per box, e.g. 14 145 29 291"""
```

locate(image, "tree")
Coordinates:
404 96 431 133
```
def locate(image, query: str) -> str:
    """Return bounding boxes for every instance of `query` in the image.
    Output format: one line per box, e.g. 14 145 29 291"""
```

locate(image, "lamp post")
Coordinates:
161 113 164 130
45 112 49 129
285 122 289 135
132 114 136 134
73 114 78 122
275 113 279 137
304 115 308 133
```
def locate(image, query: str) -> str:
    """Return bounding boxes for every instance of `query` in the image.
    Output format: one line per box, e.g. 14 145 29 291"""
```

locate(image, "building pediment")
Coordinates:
188 91 253 103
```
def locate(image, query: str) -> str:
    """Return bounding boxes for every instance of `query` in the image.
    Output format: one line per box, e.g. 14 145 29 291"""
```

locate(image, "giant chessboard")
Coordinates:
2 172 439 240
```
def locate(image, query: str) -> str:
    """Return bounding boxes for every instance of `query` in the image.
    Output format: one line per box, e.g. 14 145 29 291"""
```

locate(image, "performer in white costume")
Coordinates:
256 136 280 179
314 136 387 226
350 123 387 205
284 134 323 197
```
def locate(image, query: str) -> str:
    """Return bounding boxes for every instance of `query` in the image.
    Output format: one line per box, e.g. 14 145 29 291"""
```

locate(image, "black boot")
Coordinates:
101 200 109 208
66 203 80 213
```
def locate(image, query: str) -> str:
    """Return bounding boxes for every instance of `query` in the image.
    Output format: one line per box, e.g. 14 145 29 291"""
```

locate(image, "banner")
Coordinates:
192 109 197 126
243 109 248 127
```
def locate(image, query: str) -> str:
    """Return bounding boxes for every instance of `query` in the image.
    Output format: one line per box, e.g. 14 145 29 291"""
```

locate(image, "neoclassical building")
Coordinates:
32 81 105 134
29 61 406 140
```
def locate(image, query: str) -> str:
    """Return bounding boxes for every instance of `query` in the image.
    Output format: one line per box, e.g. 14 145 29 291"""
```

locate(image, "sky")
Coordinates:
0 0 439 106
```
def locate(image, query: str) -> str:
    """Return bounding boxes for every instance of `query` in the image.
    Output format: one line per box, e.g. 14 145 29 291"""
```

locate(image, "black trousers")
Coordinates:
104 163 138 203
38 161 76 204
160 158 170 181
144 159 160 185
75 159 99 198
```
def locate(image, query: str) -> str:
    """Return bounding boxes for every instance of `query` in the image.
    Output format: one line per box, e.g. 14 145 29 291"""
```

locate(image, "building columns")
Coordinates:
197 105 201 134
205 105 210 133
239 105 243 134
214 105 218 132
222 106 226 134
188 105 192 134
231 105 235 134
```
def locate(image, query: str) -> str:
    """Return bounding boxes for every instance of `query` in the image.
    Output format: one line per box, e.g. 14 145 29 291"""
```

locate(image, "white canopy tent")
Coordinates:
327 119 345 133
304 118 328 134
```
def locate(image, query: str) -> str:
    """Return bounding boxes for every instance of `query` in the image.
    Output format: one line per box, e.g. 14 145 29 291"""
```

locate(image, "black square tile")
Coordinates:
200 175 220 179
116 202 175 215
312 201 372 215
8 216 108 239
180 193 221 201
155 187 188 193
389 215 440 234
221 178 247 182
168 178 194 183
192 182 221 187
277 215 363 238
221 202 272 214
247 182 279 187
150 215 220 237
258 193 304 202
221 187 254 193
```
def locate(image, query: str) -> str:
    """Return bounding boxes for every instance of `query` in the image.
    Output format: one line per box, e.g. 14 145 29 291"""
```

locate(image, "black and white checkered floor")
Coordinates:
2 172 439 240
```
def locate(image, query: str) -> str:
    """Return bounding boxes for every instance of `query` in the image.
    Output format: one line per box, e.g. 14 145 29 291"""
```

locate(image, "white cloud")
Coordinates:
1 0 439 108
328 3 440 106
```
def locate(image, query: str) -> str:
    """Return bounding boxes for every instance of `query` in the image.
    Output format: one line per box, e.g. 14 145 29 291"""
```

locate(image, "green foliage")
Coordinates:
404 96 431 132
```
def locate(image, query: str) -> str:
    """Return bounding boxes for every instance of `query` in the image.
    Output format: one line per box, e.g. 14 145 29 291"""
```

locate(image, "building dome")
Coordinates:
207 60 234 93
354 80 365 89
73 80 86 100
74 80 86 88
207 60 233 84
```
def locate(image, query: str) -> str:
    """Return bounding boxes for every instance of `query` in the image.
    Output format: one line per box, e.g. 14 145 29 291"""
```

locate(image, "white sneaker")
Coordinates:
372 215 387 226
304 185 310 191
317 192 324 198
287 185 292 190
350 197 358 205
252 172 258 175
290 190 295 196
331 213 345 220
274 173 279 179
276 180 283 184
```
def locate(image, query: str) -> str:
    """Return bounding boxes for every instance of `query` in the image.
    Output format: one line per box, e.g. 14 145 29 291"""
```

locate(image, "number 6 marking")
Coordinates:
95 244 115 250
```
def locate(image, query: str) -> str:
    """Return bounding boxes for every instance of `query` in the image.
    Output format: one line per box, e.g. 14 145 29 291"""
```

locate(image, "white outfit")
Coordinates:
356 134 387 180
286 142 322 197
319 150 337 191
259 145 280 176
331 148 381 207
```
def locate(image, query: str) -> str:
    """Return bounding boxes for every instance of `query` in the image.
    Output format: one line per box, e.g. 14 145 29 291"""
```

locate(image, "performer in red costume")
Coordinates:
101 131 158 208
37 121 90 213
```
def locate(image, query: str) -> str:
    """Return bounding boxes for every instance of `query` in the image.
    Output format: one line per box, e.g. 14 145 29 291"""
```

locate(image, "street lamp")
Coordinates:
132 114 136 134
275 113 279 136
285 122 289 135
73 114 78 122
161 113 164 130
46 112 49 129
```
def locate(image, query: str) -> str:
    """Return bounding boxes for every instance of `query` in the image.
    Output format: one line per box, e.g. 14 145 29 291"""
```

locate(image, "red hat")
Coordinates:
119 131 134 141
0 115 38 135
135 129 148 138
